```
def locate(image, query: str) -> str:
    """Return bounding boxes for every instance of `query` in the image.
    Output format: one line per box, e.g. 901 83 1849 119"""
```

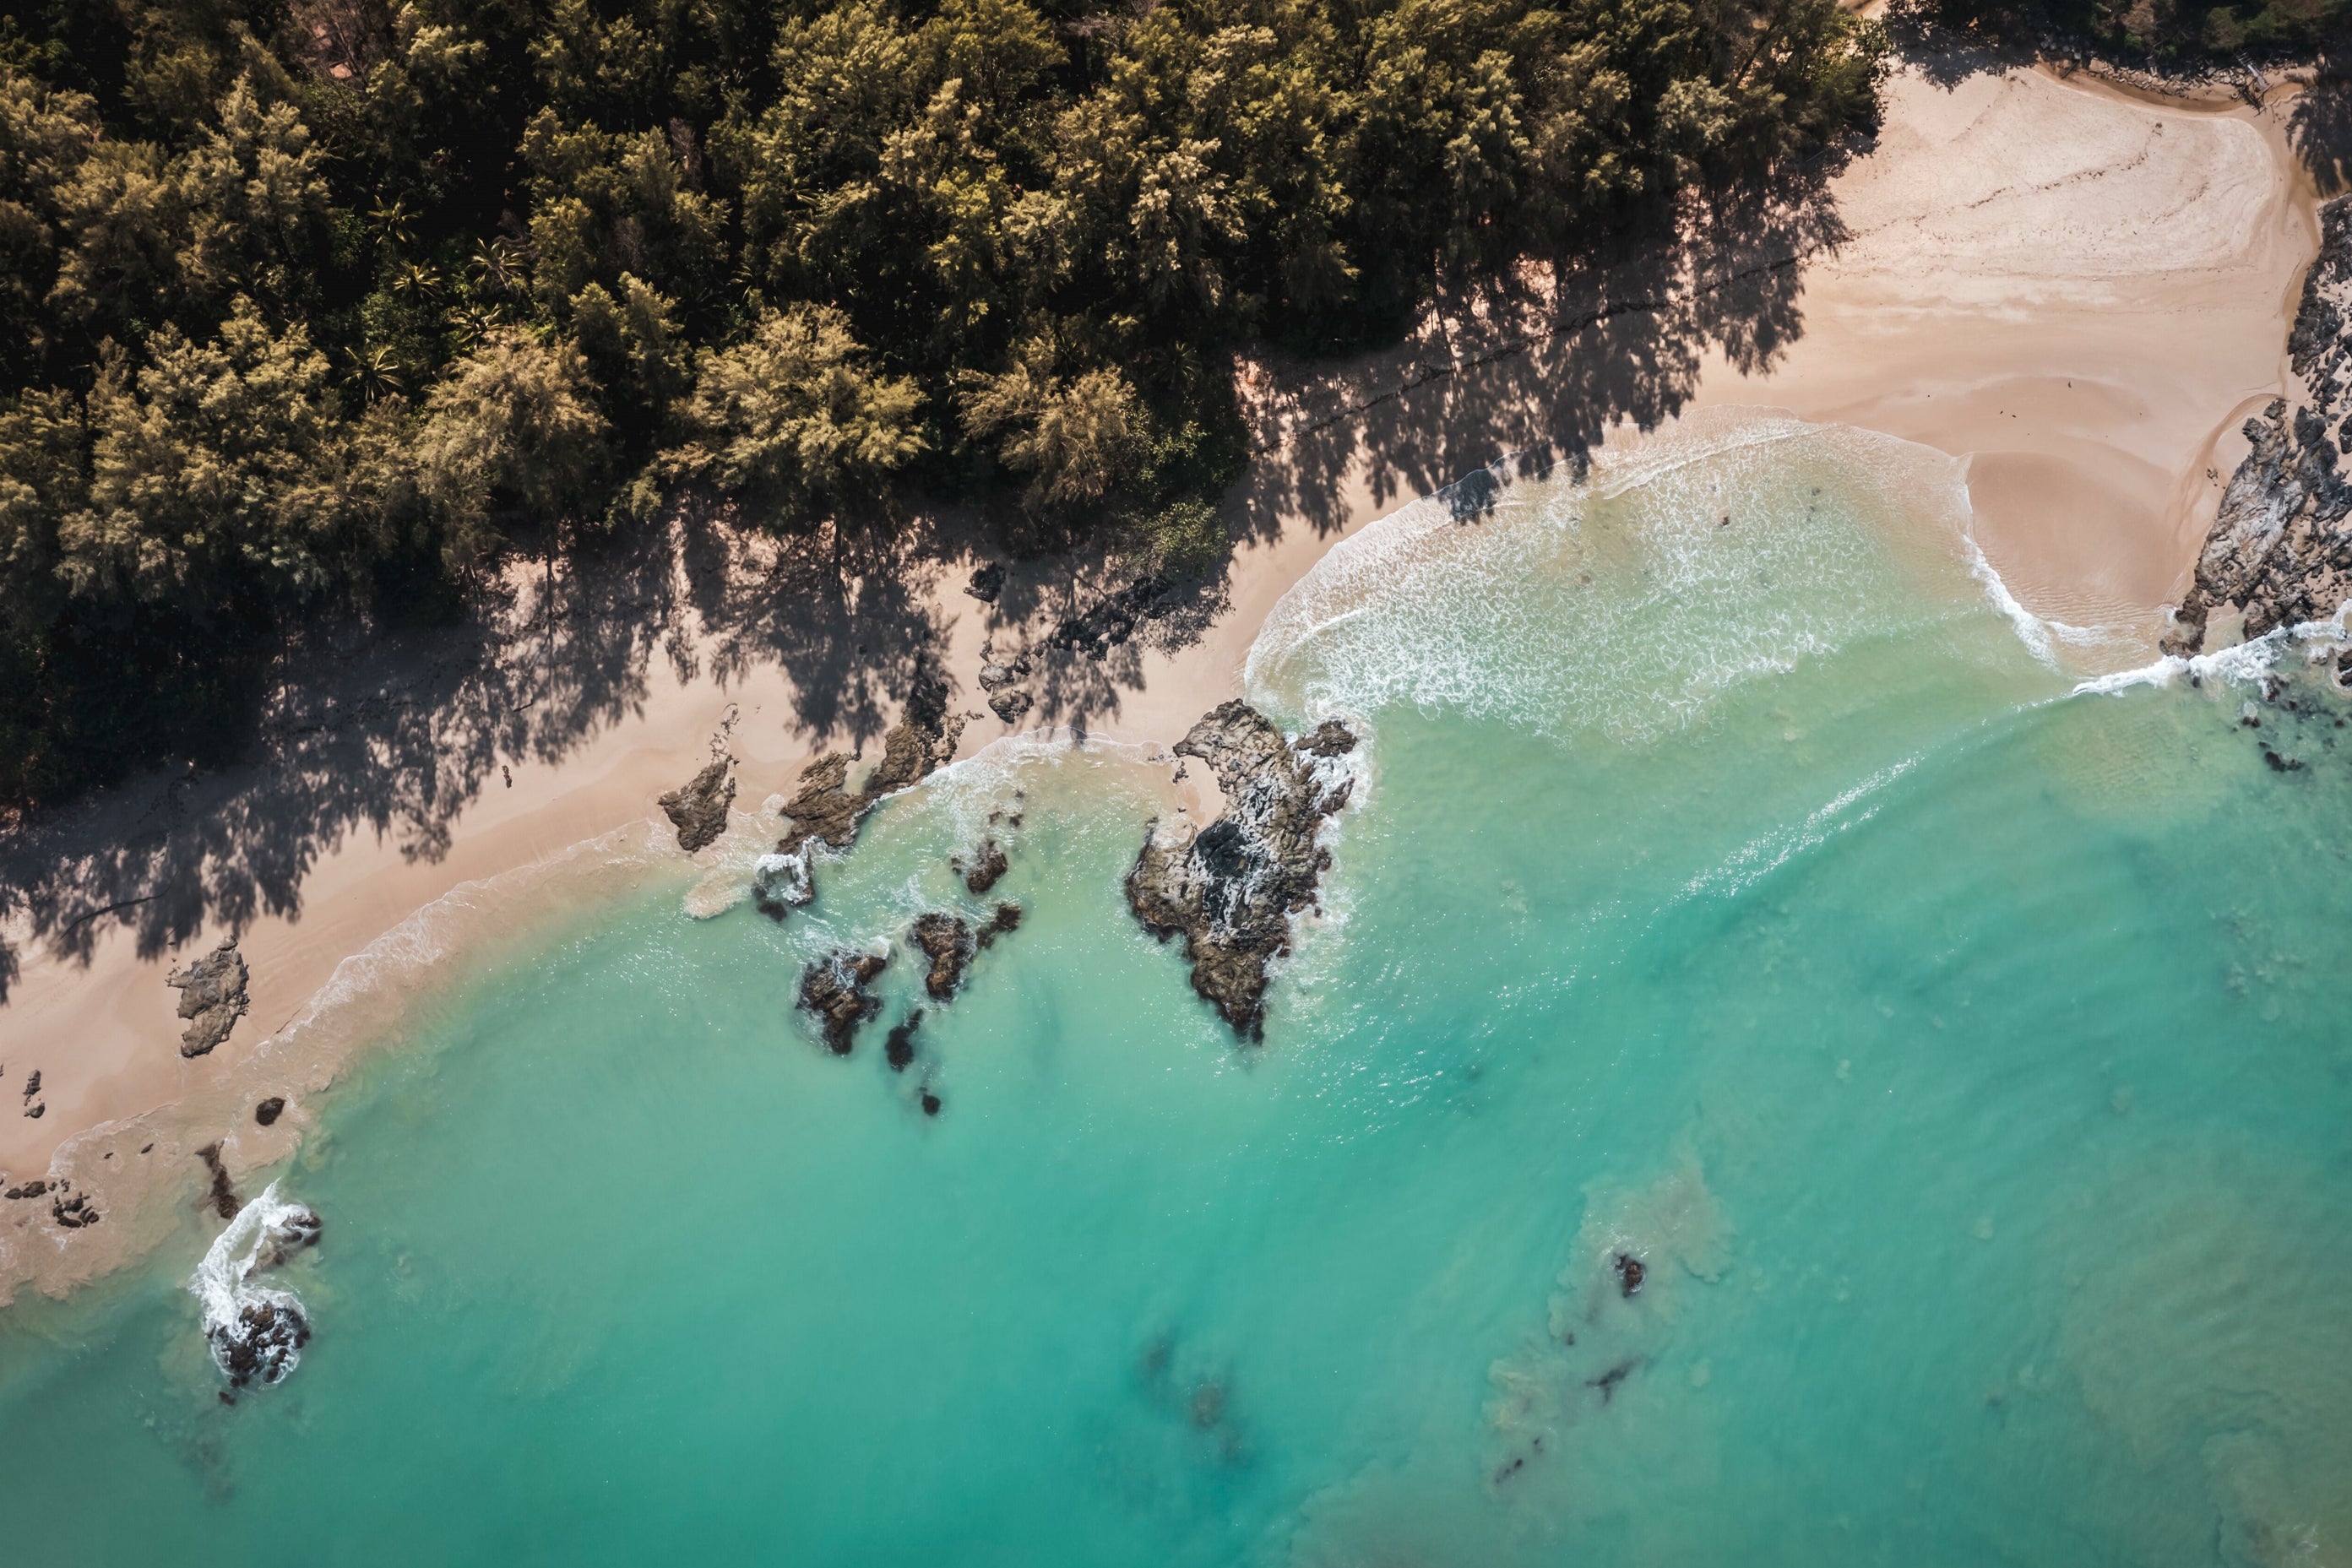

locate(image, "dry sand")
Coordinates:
0 60 2322 1302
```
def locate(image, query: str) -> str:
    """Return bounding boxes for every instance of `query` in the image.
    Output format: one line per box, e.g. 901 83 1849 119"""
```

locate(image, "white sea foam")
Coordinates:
191 1180 323 1388
2070 604 2352 698
1959 536 2140 672
1242 410 2003 741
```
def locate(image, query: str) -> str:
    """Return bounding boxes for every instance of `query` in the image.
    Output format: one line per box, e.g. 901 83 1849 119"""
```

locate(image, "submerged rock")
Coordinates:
884 1011 924 1072
195 1142 242 1220
1124 703 1356 1039
168 936 250 1058
798 949 890 1055
659 757 737 853
910 913 976 1001
976 901 1024 948
2169 196 2352 656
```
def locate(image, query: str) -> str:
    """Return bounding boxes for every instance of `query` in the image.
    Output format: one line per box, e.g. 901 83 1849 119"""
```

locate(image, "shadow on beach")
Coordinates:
0 147 1863 1003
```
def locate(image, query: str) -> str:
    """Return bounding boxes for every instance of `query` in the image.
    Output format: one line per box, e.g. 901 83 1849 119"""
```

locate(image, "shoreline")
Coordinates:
0 57 2322 1306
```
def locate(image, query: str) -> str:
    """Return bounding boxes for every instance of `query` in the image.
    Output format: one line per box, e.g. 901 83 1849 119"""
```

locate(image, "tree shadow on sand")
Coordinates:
0 145 1865 1005
1227 150 1860 547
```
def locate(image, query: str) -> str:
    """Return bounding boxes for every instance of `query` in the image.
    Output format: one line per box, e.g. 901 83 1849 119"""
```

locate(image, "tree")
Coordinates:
57 298 361 610
416 328 610 565
665 303 925 516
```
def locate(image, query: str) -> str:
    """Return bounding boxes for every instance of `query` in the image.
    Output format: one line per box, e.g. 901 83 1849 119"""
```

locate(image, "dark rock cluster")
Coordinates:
764 680 968 918
212 1300 310 1390
911 913 976 1001
959 838 1008 895
168 936 250 1058
207 1203 323 1391
798 949 889 1055
658 757 737 853
2168 195 2352 659
978 654 1035 724
1124 702 1356 1039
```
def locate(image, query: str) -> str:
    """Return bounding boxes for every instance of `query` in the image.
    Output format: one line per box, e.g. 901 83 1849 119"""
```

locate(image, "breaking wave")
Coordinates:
191 1182 323 1390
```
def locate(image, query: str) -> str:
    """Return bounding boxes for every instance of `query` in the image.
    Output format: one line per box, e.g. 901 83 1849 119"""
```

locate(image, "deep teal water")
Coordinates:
4 415 2349 1565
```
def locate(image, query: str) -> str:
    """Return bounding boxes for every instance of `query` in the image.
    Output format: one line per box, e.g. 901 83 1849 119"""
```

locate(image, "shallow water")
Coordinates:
5 413 2350 1565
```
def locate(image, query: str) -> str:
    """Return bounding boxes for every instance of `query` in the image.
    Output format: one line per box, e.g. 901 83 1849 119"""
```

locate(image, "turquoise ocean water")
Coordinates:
4 413 2350 1565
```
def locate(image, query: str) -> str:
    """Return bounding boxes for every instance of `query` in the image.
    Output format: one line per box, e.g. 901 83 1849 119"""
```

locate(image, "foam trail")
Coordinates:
192 1181 323 1389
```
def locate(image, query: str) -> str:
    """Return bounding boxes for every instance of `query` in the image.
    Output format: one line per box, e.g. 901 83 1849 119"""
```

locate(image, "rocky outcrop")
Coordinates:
798 949 889 1055
1124 702 1356 1039
2168 197 2352 656
978 654 1035 723
959 839 1008 896
910 914 975 1001
198 1193 323 1390
768 681 967 903
168 936 249 1058
659 757 736 853
254 1097 285 1127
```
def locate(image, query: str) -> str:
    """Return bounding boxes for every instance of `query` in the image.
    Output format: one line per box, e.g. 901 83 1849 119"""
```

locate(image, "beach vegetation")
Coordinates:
0 0 1887 812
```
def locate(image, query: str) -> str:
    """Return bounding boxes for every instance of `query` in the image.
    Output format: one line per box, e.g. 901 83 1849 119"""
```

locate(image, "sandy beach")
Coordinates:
0 57 2322 1304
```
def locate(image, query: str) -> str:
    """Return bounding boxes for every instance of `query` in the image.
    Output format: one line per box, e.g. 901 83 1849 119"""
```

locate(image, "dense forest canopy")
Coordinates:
0 0 1888 812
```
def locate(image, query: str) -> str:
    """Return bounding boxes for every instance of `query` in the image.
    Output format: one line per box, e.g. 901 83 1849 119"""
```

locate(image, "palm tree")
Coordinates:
344 345 403 403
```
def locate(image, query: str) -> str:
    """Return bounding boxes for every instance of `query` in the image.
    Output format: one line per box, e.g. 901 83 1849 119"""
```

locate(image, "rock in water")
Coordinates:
751 847 815 919
771 678 968 873
1124 702 1356 1039
798 949 889 1055
910 914 976 1001
976 902 1023 948
884 1011 924 1072
963 839 1009 896
659 757 736 853
2168 195 2352 654
167 936 250 1058
193 1184 323 1390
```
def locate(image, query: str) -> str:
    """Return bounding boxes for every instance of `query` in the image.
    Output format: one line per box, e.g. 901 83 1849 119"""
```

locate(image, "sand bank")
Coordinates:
0 59 2320 1303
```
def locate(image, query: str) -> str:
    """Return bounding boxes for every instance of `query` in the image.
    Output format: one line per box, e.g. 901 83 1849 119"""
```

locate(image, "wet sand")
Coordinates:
0 60 2321 1303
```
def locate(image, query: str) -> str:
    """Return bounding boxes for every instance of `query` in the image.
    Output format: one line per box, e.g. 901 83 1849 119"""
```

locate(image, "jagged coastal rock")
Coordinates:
2168 195 2352 657
799 949 890 1055
764 680 968 918
911 914 976 1001
167 936 250 1058
1124 703 1356 1039
659 757 737 853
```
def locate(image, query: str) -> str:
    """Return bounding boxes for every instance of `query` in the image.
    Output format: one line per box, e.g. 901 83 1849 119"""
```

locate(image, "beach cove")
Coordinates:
4 46 2351 1565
